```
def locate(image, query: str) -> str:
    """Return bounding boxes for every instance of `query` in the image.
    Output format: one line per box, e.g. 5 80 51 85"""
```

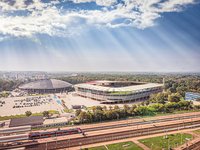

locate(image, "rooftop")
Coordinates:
9 116 44 127
19 79 72 90
75 81 163 92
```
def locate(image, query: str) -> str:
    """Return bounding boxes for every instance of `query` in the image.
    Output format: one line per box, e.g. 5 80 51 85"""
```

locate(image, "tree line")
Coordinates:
75 100 193 124
0 73 199 93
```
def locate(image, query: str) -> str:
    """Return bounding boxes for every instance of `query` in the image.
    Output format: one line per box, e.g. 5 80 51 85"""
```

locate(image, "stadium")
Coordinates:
19 79 72 94
74 81 163 104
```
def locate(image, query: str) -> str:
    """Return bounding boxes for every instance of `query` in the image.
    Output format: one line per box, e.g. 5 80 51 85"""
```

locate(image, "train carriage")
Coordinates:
29 128 83 139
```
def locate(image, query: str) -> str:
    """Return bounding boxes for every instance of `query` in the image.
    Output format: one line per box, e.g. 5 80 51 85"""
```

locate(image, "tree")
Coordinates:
75 109 82 117
78 111 90 123
114 105 120 111
102 106 107 111
164 102 178 113
105 110 113 120
150 93 168 104
123 104 130 116
150 103 164 112
43 111 50 118
95 110 104 122
178 100 192 110
96 106 103 111
168 93 182 103
25 111 32 117
135 106 153 116
128 105 136 116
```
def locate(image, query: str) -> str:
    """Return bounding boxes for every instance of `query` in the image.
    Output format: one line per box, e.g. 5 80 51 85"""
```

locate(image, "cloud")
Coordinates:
70 0 117 6
0 0 197 39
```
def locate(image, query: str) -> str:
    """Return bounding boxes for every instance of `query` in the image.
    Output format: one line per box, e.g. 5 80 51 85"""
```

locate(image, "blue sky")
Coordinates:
0 0 200 72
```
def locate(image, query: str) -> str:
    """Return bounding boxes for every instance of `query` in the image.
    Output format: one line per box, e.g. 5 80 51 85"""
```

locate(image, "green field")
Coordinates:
193 129 200 135
86 141 143 150
88 146 107 150
139 133 192 150
0 110 59 121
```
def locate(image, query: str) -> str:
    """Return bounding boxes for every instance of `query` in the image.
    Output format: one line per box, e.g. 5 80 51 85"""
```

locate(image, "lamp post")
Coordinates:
185 138 190 150
181 133 183 145
79 142 82 150
168 138 170 150
68 138 70 150
151 143 153 150
46 141 48 150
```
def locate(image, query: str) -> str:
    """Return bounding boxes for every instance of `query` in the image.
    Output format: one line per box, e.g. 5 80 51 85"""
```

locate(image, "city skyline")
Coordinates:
0 0 200 72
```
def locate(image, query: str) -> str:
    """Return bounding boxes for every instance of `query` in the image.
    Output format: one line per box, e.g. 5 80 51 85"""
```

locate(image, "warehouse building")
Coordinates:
9 116 44 127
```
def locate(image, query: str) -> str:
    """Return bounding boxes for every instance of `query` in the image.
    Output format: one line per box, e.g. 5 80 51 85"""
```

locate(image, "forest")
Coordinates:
0 73 200 94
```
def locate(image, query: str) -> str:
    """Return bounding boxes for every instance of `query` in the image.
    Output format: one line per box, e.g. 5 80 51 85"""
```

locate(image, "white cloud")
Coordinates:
0 0 197 39
71 0 117 6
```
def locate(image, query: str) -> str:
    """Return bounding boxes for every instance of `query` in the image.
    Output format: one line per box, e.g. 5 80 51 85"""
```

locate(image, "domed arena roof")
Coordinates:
19 79 72 90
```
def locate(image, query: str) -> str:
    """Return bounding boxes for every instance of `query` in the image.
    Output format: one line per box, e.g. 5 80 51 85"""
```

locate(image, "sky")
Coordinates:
0 0 200 72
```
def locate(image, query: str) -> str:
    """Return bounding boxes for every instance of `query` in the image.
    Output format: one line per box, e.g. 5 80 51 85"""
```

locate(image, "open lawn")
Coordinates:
139 133 192 150
0 110 59 121
88 146 107 150
193 129 200 135
86 141 143 150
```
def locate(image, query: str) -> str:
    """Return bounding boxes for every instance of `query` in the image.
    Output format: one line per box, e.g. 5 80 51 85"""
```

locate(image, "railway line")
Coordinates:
182 139 200 150
82 113 200 132
1 112 200 150
22 120 200 149
33 112 200 133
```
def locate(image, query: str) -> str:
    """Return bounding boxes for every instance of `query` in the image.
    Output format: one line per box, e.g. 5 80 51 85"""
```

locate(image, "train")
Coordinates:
29 128 83 139
0 128 83 143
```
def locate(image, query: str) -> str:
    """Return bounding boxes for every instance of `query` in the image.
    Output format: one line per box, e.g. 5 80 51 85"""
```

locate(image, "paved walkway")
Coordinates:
132 139 150 150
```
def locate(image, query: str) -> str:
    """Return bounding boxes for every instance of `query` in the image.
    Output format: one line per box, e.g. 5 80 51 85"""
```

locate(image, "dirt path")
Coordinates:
132 139 150 150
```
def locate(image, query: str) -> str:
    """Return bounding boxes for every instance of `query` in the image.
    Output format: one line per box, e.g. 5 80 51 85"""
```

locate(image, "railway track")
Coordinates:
182 139 200 150
23 120 200 150
82 113 200 132
2 113 200 150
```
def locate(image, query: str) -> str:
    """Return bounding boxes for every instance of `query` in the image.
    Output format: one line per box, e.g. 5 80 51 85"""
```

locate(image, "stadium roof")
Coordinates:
19 79 72 90
75 81 163 92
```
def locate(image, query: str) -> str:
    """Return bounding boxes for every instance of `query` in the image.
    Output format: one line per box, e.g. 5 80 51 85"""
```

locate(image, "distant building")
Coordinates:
71 105 84 109
185 92 200 101
9 116 44 127
19 79 73 94
75 80 163 104
0 122 5 128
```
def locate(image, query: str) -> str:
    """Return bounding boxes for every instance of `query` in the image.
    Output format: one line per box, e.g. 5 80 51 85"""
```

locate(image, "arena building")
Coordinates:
74 81 163 104
19 79 72 94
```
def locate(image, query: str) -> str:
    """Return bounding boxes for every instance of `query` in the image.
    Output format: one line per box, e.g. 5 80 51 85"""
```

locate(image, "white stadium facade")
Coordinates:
74 81 163 104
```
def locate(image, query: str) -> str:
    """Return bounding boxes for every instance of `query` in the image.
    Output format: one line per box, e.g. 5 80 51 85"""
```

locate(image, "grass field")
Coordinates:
86 141 143 150
139 133 192 150
193 129 200 135
0 110 59 121
88 146 107 150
